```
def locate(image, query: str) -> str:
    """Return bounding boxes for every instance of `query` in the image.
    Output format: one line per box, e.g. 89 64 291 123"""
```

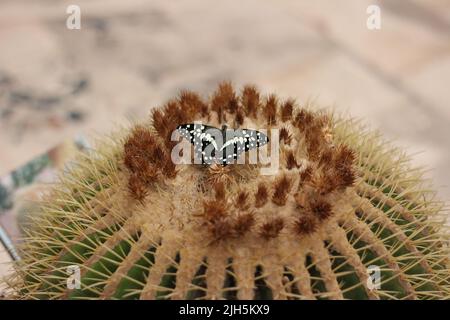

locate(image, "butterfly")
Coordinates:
176 123 269 165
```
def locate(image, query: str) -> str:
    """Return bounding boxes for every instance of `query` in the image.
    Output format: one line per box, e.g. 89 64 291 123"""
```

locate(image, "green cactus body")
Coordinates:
4 83 449 300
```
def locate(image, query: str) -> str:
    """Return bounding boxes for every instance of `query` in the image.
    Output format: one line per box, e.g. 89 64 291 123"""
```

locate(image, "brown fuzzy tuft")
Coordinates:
151 108 167 140
124 127 156 157
140 164 159 185
337 167 356 189
294 192 307 209
163 161 177 179
318 148 334 168
332 145 356 189
294 215 317 235
168 100 191 125
255 182 269 208
202 200 228 226
235 108 244 126
293 109 315 131
152 99 190 148
202 200 255 241
128 173 149 201
241 85 260 118
299 166 313 185
279 127 292 145
285 150 299 170
178 90 209 118
211 82 238 122
207 163 233 185
233 212 255 236
333 145 356 169
207 219 234 243
272 175 292 206
310 198 333 220
305 134 323 161
227 98 239 115
214 181 226 201
259 217 284 240
123 149 147 175
292 109 331 161
264 94 278 125
280 99 294 122
150 144 166 163
235 191 250 211
124 126 177 200
315 145 356 194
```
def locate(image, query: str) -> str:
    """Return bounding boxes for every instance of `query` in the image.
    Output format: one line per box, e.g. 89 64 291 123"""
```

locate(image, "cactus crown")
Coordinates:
4 83 449 300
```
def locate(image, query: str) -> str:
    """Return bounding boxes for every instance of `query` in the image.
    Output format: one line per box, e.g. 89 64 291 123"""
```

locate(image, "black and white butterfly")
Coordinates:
176 123 269 165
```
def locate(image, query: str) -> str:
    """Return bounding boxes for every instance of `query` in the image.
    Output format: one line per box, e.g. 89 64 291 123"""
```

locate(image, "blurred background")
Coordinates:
1 0 450 271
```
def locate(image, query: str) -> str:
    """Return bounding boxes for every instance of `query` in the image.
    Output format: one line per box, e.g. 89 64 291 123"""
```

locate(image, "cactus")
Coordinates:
4 83 449 300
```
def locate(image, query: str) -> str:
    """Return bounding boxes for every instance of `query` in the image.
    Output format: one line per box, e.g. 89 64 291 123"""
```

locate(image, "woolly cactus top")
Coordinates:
6 83 449 300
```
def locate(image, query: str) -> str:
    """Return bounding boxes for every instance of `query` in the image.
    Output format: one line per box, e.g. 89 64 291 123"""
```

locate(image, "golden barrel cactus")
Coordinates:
4 83 449 300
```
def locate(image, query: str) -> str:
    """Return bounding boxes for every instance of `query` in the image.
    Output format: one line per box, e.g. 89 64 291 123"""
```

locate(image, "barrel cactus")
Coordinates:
3 83 449 300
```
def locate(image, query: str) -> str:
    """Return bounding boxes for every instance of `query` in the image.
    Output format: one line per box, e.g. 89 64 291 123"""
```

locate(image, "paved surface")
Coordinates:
0 0 449 201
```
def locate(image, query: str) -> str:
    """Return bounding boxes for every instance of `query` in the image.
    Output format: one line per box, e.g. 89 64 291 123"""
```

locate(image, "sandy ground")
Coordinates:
1 0 450 274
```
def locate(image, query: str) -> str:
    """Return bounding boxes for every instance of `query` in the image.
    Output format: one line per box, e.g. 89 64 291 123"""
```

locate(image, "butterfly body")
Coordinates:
176 123 269 165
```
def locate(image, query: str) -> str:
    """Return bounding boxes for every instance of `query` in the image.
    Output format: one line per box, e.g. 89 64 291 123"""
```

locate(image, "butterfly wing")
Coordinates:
177 124 269 166
176 123 222 164
219 129 269 165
